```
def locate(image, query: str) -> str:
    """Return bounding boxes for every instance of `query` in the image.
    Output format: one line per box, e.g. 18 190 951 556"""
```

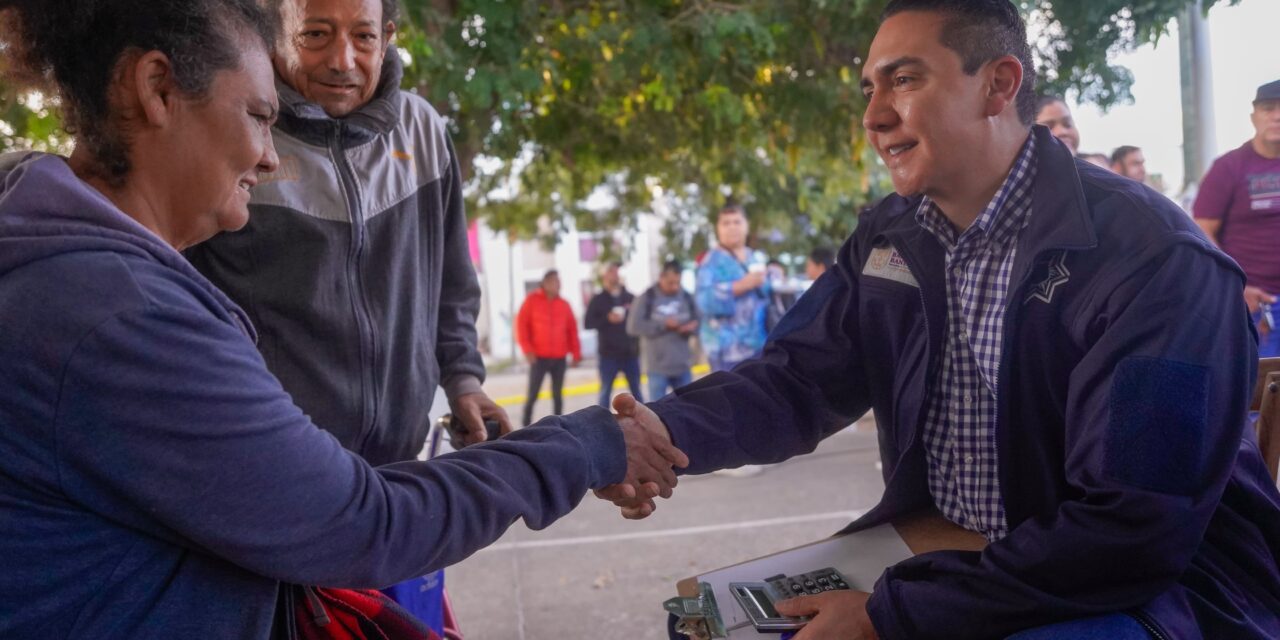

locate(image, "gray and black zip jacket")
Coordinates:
187 54 484 466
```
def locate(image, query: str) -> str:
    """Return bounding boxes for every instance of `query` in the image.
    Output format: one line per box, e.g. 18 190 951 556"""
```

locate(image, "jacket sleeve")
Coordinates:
650 243 873 473
435 137 486 401
516 296 535 356
53 301 626 588
567 303 582 361
866 241 1256 639
583 294 608 331
695 255 737 319
626 291 665 338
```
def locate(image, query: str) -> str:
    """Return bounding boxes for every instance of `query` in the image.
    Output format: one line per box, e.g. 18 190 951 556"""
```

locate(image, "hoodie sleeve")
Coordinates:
52 299 626 588
436 137 486 401
865 243 1255 639
650 244 872 474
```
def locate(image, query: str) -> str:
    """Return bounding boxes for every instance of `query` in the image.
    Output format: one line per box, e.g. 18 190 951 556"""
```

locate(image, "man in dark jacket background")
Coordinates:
585 262 644 407
597 1 1280 638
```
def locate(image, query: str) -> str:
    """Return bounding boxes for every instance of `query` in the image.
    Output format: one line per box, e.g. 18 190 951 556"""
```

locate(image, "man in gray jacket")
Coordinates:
184 0 509 626
188 0 509 465
628 261 700 400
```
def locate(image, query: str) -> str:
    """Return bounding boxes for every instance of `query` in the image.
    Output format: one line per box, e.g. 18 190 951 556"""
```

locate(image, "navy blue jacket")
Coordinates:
0 154 625 639
650 127 1280 639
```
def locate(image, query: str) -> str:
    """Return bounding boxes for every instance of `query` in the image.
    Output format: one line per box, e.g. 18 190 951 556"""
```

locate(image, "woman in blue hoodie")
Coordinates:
0 2 686 638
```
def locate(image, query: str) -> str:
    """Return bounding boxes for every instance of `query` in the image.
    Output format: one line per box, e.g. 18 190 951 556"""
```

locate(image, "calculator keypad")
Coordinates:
767 568 850 597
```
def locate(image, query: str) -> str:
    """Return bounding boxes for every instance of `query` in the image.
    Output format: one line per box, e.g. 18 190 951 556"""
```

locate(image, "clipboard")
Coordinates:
667 510 986 639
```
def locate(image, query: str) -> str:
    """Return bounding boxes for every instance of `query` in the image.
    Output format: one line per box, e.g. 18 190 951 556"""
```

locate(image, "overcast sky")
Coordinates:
1065 0 1280 195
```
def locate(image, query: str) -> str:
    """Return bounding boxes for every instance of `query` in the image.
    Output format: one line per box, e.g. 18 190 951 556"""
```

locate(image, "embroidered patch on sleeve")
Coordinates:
1103 356 1209 496
862 246 919 288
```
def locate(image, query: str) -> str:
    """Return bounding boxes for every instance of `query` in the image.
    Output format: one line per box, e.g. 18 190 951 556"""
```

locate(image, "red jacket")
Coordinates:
516 289 581 360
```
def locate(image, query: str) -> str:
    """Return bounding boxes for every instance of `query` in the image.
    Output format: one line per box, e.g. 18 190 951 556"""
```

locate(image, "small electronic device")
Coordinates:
728 567 851 633
435 414 503 450
1262 302 1276 332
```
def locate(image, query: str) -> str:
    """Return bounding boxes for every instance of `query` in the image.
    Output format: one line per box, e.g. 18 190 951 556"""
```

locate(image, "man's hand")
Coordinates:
678 320 699 336
664 317 681 330
449 391 514 446
571 355 583 367
1244 285 1276 315
524 352 536 365
593 393 689 518
774 591 879 640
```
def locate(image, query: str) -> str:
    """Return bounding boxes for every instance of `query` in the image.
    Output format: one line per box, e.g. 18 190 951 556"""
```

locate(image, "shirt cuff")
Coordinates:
442 374 483 402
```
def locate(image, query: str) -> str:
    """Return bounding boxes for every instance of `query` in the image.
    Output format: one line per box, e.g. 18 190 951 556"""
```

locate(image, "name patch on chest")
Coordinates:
862 246 919 288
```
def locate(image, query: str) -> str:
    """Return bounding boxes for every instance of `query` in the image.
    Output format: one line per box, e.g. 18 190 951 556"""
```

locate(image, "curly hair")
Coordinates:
0 0 280 184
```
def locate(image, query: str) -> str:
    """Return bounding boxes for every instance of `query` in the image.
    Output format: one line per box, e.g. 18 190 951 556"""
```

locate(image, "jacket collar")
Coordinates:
883 126 1099 278
1012 125 1099 268
275 47 405 146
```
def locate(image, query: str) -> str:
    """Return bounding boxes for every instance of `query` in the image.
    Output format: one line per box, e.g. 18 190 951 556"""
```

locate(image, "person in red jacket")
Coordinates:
517 270 583 425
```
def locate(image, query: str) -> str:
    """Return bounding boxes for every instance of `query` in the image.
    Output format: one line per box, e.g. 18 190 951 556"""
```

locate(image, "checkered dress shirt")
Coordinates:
916 133 1038 542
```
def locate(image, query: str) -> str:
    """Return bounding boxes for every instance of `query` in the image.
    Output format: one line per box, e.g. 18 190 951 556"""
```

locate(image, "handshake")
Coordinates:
596 394 690 519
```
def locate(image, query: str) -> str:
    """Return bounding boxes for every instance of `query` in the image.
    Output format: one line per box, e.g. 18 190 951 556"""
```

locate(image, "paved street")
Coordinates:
442 361 884 640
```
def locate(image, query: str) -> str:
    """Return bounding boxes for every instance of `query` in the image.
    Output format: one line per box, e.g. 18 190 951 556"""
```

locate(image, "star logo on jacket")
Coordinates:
1026 251 1070 304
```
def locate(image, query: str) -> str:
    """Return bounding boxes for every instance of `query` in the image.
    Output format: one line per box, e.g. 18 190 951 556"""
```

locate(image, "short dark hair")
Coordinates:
882 0 1036 125
808 246 835 270
661 260 683 276
1110 145 1141 166
716 203 746 223
381 0 401 25
0 0 280 185
1036 95 1067 116
542 269 559 282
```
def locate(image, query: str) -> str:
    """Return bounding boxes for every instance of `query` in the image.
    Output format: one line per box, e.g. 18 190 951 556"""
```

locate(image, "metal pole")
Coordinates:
1179 0 1217 189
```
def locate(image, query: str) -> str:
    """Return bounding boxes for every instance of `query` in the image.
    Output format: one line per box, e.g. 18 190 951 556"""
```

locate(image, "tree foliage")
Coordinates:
398 0 1237 258
0 0 1241 258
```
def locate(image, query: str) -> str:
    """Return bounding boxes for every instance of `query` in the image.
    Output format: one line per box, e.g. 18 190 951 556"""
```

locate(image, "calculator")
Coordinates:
728 567 851 633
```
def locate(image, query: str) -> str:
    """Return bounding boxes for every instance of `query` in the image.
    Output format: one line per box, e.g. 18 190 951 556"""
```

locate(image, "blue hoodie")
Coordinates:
0 153 625 639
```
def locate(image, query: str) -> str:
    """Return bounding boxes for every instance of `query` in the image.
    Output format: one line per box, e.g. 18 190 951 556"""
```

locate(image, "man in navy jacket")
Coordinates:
599 1 1280 638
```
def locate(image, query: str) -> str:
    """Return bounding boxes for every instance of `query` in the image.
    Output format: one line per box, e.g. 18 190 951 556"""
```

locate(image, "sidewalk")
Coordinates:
481 357 710 409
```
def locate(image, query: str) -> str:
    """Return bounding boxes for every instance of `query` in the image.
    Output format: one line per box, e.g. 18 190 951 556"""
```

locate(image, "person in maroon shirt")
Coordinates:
1194 79 1280 357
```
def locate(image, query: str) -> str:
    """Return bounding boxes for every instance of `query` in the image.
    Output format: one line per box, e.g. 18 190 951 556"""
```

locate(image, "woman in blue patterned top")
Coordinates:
696 203 770 371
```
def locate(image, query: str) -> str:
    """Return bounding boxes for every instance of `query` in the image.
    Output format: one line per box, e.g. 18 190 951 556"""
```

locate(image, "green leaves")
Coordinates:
0 0 1239 256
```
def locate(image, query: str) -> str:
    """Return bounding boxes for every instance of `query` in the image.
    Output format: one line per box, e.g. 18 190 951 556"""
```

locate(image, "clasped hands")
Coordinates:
593 395 879 638
594 393 689 519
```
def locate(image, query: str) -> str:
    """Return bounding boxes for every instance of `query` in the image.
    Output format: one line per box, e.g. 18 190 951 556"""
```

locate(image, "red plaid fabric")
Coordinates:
294 587 442 640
